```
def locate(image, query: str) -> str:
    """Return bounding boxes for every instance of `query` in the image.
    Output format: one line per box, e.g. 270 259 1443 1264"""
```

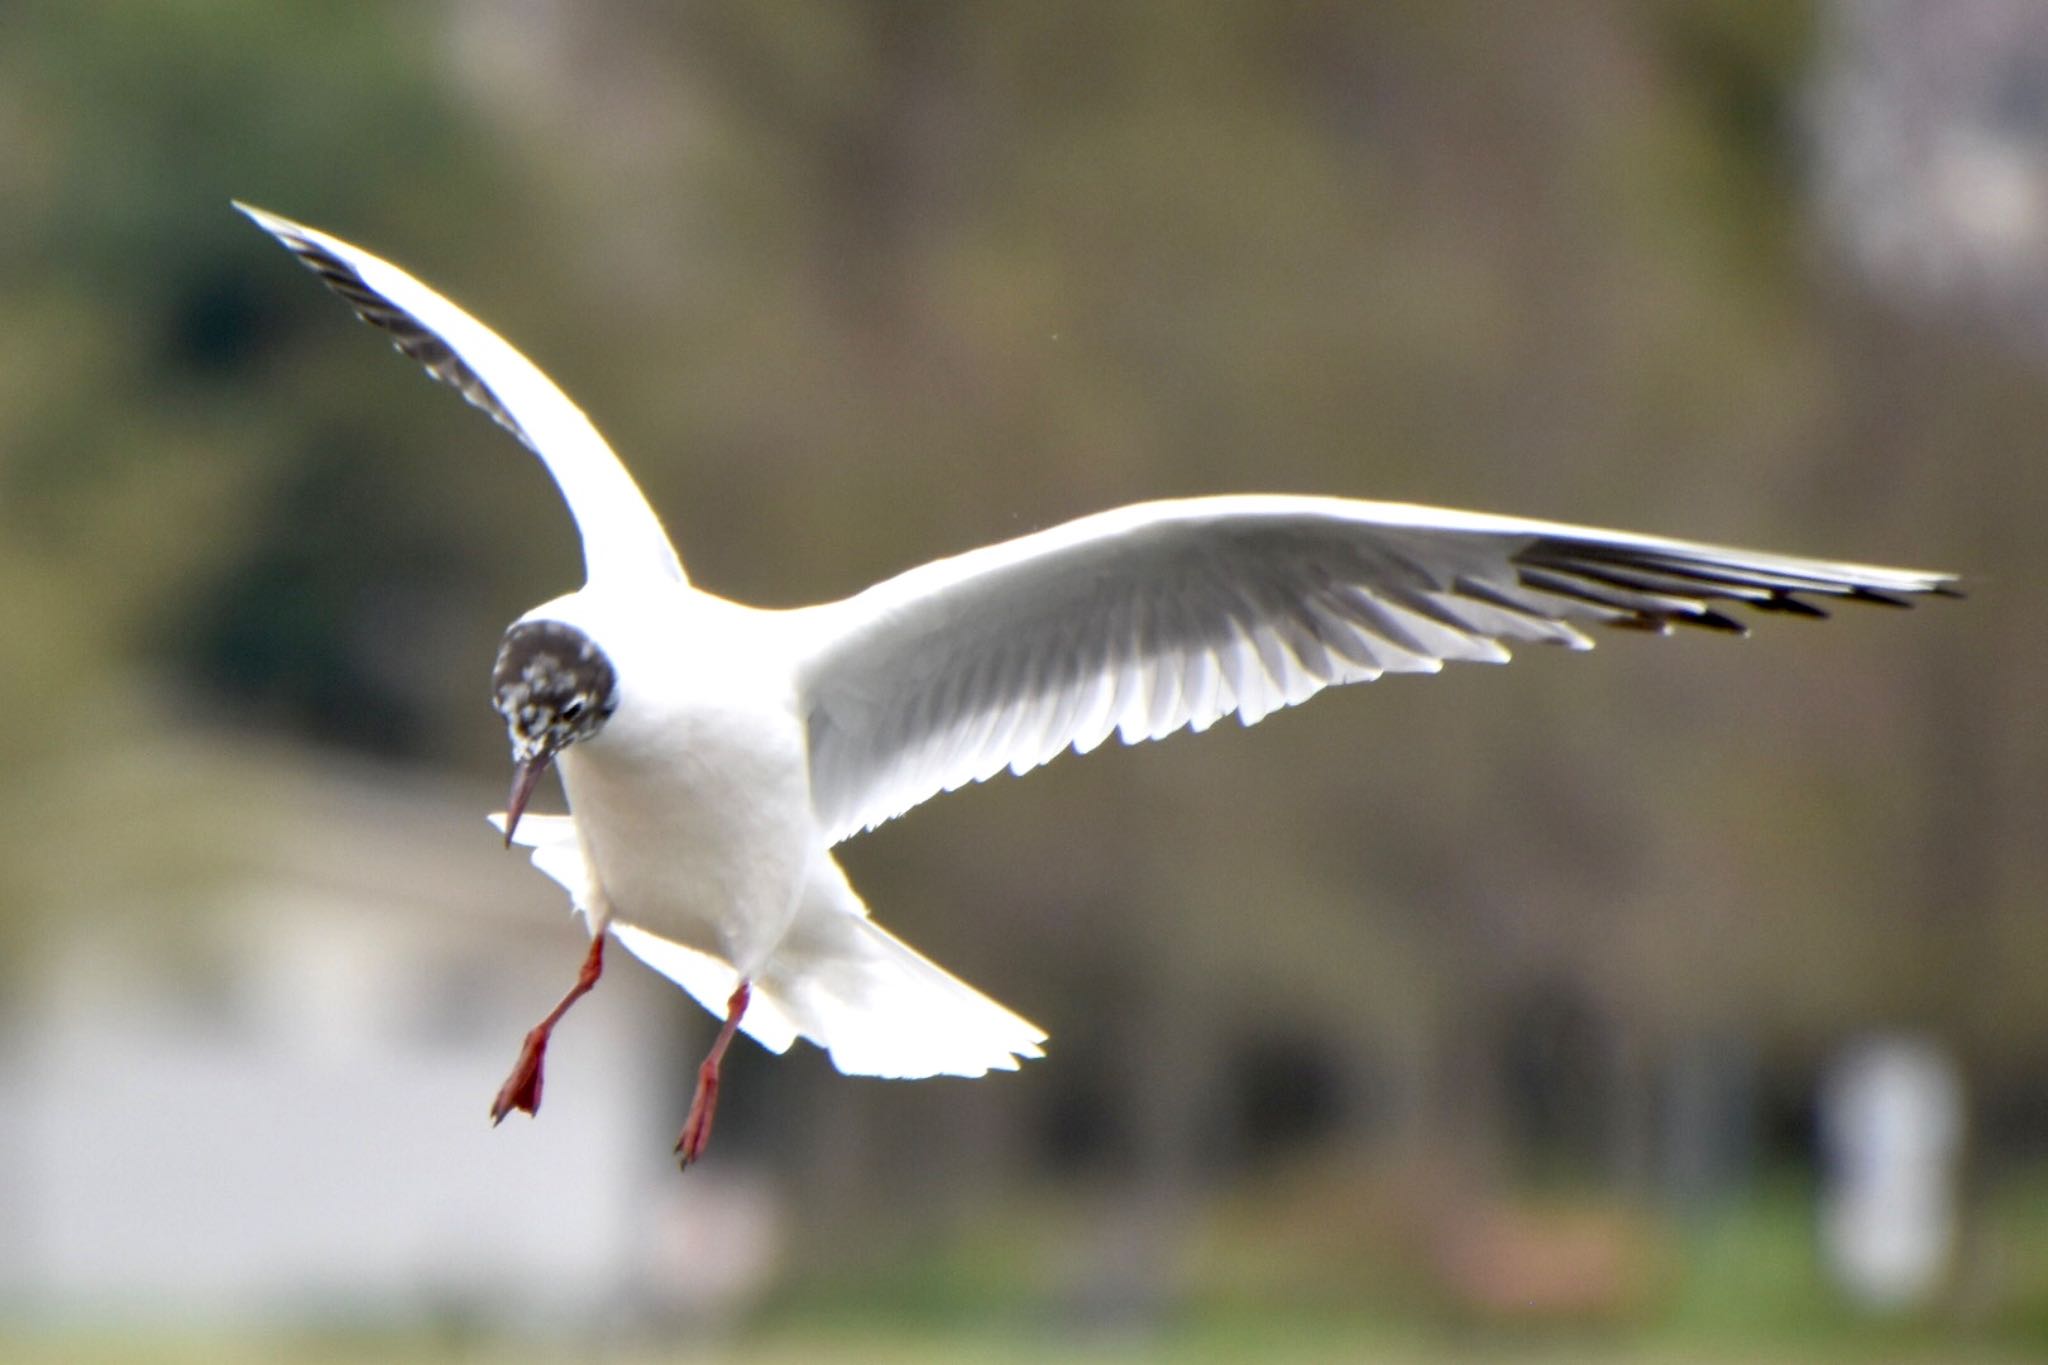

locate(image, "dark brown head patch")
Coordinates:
491 620 621 763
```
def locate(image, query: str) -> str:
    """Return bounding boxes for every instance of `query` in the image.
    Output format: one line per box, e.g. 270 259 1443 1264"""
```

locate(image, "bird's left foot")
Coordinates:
675 1059 721 1167
675 980 751 1169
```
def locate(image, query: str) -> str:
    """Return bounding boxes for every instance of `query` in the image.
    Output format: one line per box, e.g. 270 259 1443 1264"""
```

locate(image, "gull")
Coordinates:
237 203 1959 1167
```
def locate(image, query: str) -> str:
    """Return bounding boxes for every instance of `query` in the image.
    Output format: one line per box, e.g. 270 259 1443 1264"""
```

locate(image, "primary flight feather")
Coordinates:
238 202 1958 1167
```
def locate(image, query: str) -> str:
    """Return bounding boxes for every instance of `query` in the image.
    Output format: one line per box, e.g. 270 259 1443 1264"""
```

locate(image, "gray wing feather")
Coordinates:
237 202 685 589
791 495 1957 844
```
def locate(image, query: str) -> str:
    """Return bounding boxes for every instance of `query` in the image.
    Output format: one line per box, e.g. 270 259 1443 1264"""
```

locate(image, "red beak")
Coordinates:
503 754 553 847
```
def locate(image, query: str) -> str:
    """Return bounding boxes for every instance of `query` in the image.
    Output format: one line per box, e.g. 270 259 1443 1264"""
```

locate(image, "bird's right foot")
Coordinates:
488 934 607 1126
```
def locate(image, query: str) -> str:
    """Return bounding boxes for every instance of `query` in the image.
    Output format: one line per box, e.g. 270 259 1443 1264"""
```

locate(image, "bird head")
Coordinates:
490 619 620 844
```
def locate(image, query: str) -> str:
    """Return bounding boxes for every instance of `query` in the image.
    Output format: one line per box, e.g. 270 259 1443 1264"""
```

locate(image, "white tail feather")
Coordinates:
755 891 1046 1079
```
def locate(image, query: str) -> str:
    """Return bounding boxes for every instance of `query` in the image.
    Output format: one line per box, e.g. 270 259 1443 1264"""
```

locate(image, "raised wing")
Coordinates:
791 495 1959 843
237 202 685 590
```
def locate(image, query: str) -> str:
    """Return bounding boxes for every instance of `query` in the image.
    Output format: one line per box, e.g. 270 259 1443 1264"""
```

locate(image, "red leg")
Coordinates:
675 980 752 1169
490 933 606 1124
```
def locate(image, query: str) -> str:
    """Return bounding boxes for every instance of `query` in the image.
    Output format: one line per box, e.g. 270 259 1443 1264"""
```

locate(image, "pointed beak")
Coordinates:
503 753 553 847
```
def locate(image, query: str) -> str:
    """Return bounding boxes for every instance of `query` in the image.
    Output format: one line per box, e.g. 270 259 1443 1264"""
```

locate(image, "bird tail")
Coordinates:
753 875 1048 1080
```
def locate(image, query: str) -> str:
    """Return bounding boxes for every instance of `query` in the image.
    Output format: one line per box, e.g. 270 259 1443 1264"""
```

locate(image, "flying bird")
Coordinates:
237 203 1959 1167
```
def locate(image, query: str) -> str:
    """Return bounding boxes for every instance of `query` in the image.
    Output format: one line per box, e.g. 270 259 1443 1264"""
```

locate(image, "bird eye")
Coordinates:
562 699 585 720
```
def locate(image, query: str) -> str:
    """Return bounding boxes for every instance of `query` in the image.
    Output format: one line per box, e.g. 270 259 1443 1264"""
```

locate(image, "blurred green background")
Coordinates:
2 2 2042 1361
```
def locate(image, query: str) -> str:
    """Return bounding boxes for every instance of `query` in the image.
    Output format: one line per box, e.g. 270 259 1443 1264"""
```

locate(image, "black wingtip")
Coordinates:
1691 607 1748 634
1753 593 1832 619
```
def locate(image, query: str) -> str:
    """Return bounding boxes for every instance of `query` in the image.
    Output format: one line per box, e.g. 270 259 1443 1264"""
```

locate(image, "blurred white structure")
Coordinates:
0 739 784 1328
1818 1035 1964 1310
1813 0 2048 340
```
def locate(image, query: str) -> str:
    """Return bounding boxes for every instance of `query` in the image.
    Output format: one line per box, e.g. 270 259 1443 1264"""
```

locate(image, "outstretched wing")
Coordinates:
790 495 1959 843
237 202 685 590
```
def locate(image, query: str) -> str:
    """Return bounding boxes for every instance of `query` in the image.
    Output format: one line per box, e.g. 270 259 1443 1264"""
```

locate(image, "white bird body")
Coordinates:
510 581 1050 1079
237 202 1958 1153
536 585 814 972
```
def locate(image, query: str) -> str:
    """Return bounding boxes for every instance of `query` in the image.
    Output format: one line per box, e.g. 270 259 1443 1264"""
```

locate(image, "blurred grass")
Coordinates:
2 1326 2040 1365
21 1171 2037 1364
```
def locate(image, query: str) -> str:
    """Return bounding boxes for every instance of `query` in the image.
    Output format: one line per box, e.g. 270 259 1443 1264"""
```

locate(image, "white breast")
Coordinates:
541 589 819 974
